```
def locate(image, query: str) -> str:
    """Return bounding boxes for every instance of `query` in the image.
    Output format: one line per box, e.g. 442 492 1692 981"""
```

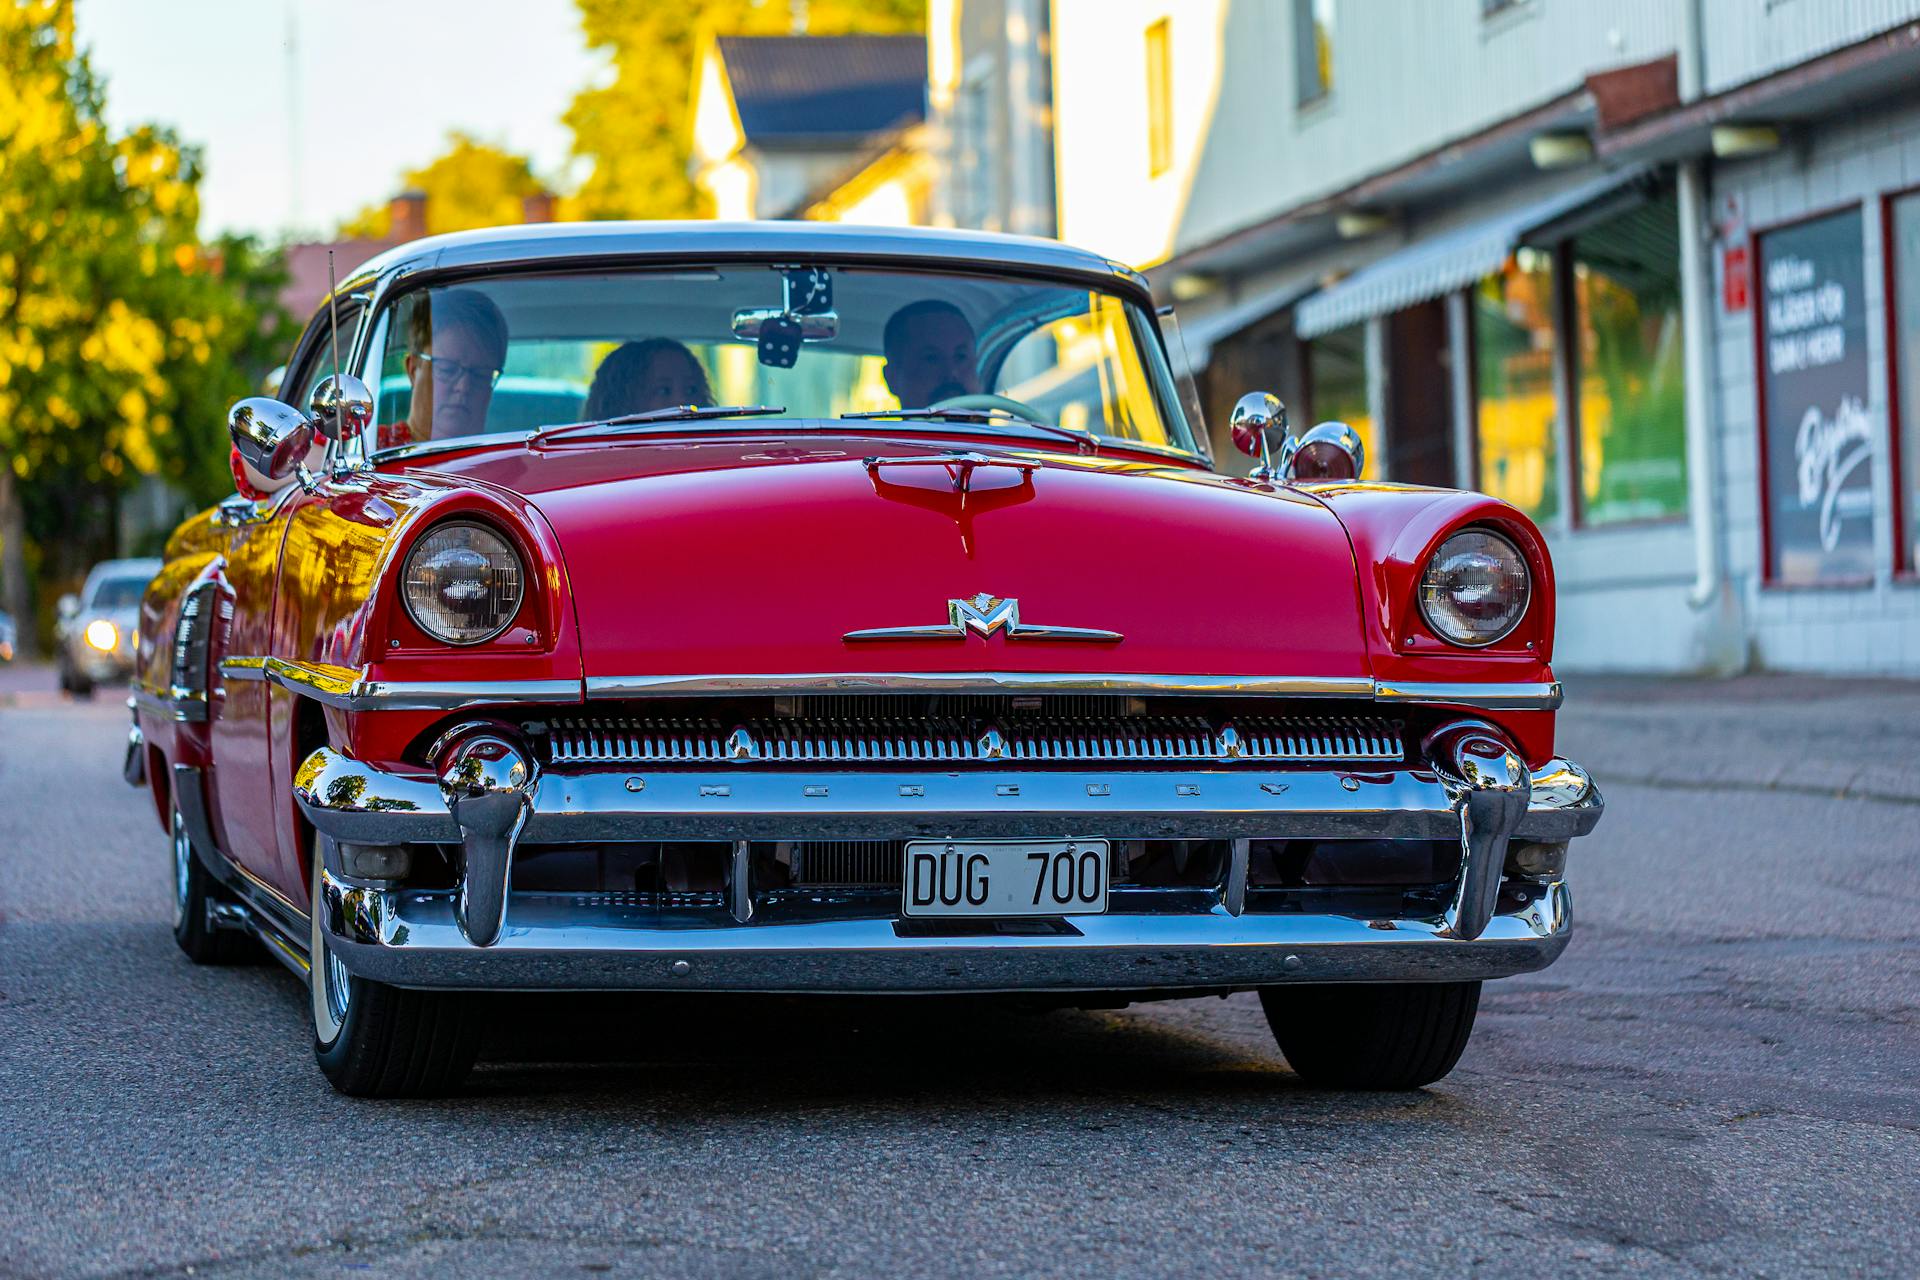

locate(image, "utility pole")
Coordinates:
286 1 302 234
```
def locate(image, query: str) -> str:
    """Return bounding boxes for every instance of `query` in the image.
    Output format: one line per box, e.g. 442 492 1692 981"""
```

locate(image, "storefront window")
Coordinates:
1306 322 1375 478
1570 195 1687 524
1473 248 1559 521
1892 192 1920 572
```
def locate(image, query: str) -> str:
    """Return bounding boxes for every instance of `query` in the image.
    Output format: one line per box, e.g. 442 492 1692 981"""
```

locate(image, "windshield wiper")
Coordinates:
841 407 1098 454
536 404 787 441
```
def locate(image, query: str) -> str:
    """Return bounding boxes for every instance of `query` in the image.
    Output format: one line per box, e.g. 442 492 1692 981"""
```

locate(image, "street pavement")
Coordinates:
1 665 1917 1278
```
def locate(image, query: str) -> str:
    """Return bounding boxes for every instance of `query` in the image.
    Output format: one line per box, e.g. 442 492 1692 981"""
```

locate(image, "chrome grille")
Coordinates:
791 841 901 887
545 713 1404 766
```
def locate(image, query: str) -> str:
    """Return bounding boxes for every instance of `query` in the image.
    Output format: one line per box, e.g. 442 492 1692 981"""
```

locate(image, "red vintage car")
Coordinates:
127 222 1600 1097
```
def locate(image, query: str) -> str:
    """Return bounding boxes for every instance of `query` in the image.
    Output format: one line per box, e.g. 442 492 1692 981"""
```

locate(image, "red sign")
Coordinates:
1723 243 1750 312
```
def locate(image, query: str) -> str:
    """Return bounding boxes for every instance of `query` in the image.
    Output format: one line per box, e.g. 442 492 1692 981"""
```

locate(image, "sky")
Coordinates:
73 0 607 241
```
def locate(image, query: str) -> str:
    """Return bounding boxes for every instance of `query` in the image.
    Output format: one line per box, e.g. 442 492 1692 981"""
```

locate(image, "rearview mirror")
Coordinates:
307 373 374 445
1229 392 1288 479
228 397 316 487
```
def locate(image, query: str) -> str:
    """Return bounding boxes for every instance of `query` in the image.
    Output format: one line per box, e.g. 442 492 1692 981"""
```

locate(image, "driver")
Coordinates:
882 300 980 409
378 288 510 448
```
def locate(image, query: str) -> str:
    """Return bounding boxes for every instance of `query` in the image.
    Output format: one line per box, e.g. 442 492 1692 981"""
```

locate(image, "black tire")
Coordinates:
170 806 257 965
1259 981 1481 1090
310 859 479 1098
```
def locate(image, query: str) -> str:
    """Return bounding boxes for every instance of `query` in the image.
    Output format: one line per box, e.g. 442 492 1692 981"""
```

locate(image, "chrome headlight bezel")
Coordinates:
1417 527 1532 648
400 520 527 646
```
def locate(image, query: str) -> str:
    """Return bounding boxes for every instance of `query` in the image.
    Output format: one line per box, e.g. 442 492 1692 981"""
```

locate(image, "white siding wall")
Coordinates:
1712 99 1920 676
1052 0 1681 265
1701 0 1920 93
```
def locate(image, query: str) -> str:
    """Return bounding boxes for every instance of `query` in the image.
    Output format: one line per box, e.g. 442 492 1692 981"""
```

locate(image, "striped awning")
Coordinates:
1295 165 1651 339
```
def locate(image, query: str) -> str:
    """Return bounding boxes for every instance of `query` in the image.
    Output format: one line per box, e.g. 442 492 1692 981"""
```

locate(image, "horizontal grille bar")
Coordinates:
545 713 1404 767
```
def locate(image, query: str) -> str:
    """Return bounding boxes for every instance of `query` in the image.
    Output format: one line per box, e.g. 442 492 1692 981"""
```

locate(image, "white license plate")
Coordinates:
902 839 1110 918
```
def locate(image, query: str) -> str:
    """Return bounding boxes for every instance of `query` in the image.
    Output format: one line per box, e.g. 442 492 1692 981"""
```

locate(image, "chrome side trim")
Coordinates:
585 673 1563 710
588 672 1380 699
245 656 581 711
1373 680 1563 711
321 869 1572 993
218 660 1560 712
131 685 210 723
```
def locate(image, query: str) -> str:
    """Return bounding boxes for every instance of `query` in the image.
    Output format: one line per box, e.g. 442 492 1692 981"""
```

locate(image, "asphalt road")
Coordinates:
2 671 1917 1278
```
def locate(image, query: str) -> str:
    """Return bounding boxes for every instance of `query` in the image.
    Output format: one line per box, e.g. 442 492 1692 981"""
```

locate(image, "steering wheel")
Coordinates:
931 392 1045 421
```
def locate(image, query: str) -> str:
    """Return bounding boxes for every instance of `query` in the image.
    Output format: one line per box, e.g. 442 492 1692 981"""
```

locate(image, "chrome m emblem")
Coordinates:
845 593 1122 643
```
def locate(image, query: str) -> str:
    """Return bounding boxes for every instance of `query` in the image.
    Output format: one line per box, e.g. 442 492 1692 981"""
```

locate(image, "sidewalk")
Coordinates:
1559 674 1920 805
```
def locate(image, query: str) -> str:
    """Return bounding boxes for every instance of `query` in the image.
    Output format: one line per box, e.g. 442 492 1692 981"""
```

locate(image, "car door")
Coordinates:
206 311 354 902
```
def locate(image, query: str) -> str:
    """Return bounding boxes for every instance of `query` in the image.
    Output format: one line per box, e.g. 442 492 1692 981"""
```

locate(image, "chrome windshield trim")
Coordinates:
586 673 1380 699
1373 681 1563 711
248 657 581 711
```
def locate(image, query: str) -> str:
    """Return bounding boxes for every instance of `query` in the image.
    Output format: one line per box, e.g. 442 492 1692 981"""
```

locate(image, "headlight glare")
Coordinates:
84 619 119 652
401 522 525 645
1418 529 1530 647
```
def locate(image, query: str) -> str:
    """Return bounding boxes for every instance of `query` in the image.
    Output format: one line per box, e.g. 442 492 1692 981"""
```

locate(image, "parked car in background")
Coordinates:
57 558 161 696
0 609 15 663
127 222 1601 1097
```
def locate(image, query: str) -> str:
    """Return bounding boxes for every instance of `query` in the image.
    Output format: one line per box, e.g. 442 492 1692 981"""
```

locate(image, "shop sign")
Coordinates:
1756 208 1875 584
1723 243 1749 311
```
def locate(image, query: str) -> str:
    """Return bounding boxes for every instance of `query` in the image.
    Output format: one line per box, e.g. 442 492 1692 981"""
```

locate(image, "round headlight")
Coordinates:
84 619 119 652
401 522 525 645
1418 529 1531 647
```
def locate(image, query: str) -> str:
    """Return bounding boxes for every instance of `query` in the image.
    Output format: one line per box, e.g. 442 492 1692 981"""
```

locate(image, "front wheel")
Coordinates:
1259 981 1481 1090
310 857 480 1098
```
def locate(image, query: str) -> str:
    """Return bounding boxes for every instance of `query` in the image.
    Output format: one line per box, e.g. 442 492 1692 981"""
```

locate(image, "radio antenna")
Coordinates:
327 249 341 391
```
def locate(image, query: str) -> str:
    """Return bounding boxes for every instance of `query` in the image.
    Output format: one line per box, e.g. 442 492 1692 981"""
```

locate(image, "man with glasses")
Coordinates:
378 288 510 448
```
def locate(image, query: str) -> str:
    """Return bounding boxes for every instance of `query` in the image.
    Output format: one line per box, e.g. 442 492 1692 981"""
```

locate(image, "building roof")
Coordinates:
716 35 927 144
281 237 407 324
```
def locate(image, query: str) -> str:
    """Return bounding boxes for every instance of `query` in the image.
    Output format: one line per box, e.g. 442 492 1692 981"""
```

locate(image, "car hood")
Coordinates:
430 436 1370 681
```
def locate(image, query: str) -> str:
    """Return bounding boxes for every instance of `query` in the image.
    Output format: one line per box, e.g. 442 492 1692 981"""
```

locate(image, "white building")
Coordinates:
1050 0 1920 676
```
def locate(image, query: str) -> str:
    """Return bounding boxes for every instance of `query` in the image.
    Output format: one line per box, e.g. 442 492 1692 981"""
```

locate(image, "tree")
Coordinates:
0 0 292 653
338 133 544 238
564 0 925 221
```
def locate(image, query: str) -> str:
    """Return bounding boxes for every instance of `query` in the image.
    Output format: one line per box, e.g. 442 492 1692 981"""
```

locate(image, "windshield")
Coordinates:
88 575 150 609
363 264 1199 457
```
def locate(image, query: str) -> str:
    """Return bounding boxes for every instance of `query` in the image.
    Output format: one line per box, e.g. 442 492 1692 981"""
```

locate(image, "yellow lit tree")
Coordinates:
564 0 925 221
338 132 545 238
0 0 292 652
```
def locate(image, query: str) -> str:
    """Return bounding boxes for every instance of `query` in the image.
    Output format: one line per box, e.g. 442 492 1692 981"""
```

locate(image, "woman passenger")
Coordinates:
584 339 714 420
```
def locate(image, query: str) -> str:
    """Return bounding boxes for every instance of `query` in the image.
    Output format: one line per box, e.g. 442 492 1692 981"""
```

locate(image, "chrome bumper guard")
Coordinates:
297 720 1601 991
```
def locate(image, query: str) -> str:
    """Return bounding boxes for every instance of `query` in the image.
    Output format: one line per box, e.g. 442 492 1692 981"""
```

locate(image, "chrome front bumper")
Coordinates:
298 722 1601 993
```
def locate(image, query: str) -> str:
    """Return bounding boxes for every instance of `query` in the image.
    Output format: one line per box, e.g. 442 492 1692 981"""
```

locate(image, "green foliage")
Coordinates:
0 0 294 643
564 0 926 221
339 132 544 238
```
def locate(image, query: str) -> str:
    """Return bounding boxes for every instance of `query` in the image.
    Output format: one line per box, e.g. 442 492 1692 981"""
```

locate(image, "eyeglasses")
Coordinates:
419 353 504 389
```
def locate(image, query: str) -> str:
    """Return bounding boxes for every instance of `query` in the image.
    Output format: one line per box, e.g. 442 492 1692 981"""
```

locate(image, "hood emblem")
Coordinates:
845 593 1122 643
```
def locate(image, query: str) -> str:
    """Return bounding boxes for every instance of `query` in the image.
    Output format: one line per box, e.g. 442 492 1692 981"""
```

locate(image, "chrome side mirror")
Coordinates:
57 594 80 620
1280 420 1365 482
1229 392 1288 480
228 397 316 488
308 373 374 444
